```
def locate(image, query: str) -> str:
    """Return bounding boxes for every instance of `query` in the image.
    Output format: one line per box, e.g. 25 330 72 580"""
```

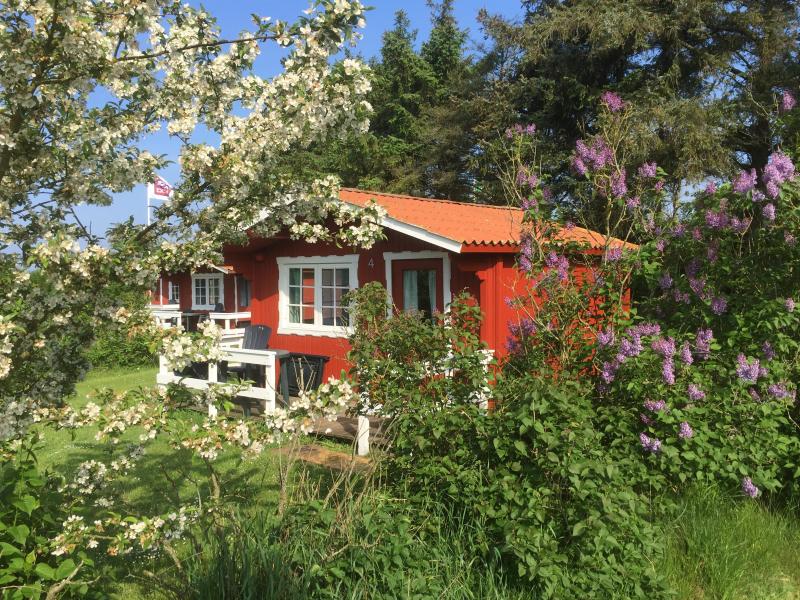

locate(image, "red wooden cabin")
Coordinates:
153 188 627 381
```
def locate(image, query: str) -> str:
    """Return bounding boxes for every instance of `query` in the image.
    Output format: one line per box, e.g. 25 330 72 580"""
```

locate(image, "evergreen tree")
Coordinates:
471 0 800 212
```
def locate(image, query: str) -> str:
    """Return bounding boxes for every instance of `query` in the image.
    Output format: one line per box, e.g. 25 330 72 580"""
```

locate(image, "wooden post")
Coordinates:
264 354 276 414
356 415 369 456
207 362 219 417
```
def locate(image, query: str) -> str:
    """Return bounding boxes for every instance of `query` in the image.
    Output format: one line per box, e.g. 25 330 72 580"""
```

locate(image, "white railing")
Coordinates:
157 347 279 417
209 311 251 331
148 304 181 329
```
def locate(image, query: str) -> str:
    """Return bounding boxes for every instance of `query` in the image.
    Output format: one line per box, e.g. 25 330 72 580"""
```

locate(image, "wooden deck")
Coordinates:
230 396 389 448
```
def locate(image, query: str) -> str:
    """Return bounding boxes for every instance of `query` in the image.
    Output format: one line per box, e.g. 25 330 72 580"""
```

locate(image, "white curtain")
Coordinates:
403 270 418 311
427 270 436 311
403 270 437 313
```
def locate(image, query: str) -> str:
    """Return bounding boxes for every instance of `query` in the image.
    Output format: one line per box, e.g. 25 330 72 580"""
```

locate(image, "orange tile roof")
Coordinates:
339 188 635 251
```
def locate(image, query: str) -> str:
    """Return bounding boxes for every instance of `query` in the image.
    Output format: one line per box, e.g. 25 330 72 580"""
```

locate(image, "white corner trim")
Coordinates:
191 273 224 310
383 251 452 317
276 254 359 338
380 216 463 254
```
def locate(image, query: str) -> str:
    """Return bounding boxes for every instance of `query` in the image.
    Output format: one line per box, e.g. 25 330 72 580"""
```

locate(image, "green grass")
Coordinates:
664 486 800 600
38 369 800 599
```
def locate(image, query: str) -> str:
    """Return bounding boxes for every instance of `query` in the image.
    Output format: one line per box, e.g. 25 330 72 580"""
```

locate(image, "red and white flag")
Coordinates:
147 175 173 201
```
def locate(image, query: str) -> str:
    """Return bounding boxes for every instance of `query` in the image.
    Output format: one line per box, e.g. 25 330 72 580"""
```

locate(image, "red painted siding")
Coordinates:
157 230 601 381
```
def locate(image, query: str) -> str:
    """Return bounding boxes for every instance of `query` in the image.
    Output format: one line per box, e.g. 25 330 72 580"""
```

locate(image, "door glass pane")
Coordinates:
289 286 301 304
302 268 314 286
322 307 334 326
322 287 333 305
321 269 333 286
289 268 300 286
403 269 436 316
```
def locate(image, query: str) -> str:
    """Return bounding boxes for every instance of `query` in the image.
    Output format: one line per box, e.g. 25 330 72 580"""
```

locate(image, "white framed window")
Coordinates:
167 280 180 304
277 255 359 337
191 273 224 310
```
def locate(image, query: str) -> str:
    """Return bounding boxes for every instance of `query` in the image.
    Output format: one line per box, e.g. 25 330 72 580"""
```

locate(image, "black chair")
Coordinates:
285 353 331 396
225 325 272 382
213 302 225 312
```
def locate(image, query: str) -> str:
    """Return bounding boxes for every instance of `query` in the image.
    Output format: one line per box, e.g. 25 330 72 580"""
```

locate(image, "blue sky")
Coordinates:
80 1 522 237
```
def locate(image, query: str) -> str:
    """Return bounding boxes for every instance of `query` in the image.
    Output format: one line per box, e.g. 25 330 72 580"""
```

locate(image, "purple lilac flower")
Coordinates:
672 224 687 237
711 296 728 315
509 319 537 338
705 209 730 229
678 421 694 439
605 247 623 262
768 383 795 400
505 123 537 138
680 342 693 365
673 290 691 304
640 413 654 426
601 360 619 384
762 341 775 360
785 298 795 312
601 91 625 112
638 162 658 178
692 227 703 241
689 277 706 297
761 151 795 198
785 231 797 246
736 354 762 384
517 168 539 189
659 273 673 290
688 384 706 401
575 138 614 171
696 328 713 359
733 169 758 194
731 216 751 234
572 157 588 177
597 329 615 346
706 243 719 264
565 220 575 230
639 432 662 453
705 180 717 195
610 169 628 197
545 251 570 282
762 203 776 222
542 187 553 201
644 399 667 412
662 360 676 385
655 239 666 253
741 477 759 499
655 180 665 192
652 337 676 358
521 196 537 211
752 190 766 203
781 90 796 112
626 196 641 209
749 388 761 401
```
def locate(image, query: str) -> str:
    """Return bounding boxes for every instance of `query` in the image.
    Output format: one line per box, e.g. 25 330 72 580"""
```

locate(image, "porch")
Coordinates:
152 311 375 455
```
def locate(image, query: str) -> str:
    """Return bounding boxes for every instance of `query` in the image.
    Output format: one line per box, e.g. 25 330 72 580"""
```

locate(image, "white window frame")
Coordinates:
276 254 359 337
191 273 224 310
383 251 452 318
167 280 181 304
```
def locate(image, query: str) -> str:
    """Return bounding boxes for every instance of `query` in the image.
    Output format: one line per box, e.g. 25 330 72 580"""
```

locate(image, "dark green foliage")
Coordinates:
85 288 156 369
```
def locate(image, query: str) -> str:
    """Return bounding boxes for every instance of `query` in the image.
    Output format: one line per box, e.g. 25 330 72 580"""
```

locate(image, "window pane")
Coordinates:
289 286 301 304
289 268 300 286
322 307 334 326
335 287 347 303
289 306 300 323
302 306 314 324
321 268 333 286
209 279 220 304
336 268 349 287
302 286 314 304
336 307 349 326
322 287 333 306
195 279 206 306
302 268 314 286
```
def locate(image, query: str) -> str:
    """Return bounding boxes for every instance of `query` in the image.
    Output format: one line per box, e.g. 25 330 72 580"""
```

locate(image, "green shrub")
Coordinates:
85 288 156 369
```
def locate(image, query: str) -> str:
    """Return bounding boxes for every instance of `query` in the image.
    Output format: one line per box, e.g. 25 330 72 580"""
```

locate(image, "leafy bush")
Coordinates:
85 288 156 369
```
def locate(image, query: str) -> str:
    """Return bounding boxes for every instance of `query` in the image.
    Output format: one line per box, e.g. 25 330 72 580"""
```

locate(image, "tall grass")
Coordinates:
664 485 800 600
179 502 529 600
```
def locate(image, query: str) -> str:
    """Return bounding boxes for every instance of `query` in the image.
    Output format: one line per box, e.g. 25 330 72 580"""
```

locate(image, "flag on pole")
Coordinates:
146 175 173 225
148 175 173 201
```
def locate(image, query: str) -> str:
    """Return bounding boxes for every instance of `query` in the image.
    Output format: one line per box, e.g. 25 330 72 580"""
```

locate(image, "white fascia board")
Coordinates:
379 215 462 254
